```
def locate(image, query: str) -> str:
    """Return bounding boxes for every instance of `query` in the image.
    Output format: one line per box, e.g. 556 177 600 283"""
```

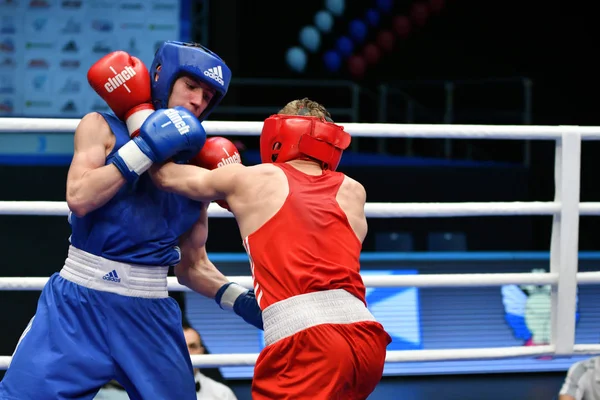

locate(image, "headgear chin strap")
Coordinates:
151 41 231 121
260 114 351 171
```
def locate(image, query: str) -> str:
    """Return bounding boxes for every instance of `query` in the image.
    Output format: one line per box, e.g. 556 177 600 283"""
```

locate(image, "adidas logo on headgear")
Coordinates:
102 269 121 283
204 65 224 86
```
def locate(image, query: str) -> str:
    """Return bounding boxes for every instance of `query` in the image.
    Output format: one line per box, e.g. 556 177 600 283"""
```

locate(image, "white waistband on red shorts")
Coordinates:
59 245 169 299
262 289 376 346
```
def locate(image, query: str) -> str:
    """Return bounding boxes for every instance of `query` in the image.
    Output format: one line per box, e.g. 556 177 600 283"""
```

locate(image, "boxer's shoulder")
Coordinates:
223 164 285 197
247 163 282 173
218 163 282 180
243 163 286 183
73 112 117 154
77 111 106 127
340 175 366 201
95 111 122 126
75 112 112 138
341 174 364 190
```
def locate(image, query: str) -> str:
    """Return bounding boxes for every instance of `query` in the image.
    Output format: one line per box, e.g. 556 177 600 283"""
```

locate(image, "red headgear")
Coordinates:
260 114 351 171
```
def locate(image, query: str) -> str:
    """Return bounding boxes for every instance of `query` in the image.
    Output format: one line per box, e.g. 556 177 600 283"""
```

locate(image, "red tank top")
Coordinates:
243 163 366 310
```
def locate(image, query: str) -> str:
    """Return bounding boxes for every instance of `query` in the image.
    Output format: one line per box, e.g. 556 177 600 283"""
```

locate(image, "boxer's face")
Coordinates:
168 75 216 118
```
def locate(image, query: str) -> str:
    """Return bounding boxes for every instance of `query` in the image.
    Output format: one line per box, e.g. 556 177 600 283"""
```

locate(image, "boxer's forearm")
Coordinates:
67 163 126 217
175 259 229 298
176 214 228 297
150 162 221 202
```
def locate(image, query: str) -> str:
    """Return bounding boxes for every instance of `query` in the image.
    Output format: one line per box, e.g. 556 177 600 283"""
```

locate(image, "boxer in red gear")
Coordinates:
151 98 392 400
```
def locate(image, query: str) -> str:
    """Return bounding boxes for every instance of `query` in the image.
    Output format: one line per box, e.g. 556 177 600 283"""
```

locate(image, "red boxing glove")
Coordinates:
87 51 154 137
190 137 242 211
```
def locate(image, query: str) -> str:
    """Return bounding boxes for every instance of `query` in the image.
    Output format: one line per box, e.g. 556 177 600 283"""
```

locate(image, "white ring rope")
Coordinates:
1 344 600 369
3 272 600 291
3 201 600 217
0 347 554 369
3 118 600 140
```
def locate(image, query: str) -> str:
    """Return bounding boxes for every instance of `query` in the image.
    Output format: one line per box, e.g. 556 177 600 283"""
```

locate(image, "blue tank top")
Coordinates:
69 113 202 266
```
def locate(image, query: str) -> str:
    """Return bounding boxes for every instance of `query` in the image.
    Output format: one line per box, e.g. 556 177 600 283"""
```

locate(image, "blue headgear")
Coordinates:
150 41 231 121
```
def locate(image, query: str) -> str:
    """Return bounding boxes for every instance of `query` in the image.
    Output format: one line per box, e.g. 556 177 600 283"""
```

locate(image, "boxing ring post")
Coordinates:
550 130 581 355
3 118 600 368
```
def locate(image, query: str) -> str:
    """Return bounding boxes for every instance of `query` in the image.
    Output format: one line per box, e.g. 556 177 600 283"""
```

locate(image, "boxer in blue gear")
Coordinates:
0 41 261 400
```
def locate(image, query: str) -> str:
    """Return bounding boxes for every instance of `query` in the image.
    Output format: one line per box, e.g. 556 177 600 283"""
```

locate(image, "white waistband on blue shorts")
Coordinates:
262 289 377 346
59 245 169 299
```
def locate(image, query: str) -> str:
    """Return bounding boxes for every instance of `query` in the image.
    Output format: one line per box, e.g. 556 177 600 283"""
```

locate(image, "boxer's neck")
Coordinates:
285 159 323 175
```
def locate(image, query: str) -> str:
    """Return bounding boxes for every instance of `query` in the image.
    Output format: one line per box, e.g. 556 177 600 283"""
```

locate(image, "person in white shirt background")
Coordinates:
559 356 600 400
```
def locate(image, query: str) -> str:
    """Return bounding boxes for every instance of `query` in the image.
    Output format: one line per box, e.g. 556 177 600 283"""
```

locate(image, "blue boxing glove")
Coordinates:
110 106 206 183
215 282 263 330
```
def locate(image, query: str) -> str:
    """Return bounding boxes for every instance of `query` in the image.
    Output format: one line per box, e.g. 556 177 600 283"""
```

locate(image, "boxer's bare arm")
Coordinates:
151 161 243 203
66 112 126 217
336 176 368 242
176 202 229 298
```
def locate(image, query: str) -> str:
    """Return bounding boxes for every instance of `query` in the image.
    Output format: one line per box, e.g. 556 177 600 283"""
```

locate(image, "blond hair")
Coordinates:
278 98 333 122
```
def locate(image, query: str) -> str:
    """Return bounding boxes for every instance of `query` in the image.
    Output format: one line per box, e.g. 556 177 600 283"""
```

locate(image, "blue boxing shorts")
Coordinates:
0 246 196 400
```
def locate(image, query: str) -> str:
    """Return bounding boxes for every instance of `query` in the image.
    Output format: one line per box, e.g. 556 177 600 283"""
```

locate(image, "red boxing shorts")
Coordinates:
252 321 391 400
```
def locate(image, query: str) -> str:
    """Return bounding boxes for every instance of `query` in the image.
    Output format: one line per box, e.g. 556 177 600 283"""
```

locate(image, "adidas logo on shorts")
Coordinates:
102 269 121 283
204 66 224 86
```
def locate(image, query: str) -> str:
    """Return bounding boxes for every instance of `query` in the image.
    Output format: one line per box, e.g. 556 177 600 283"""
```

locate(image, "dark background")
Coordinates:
1 1 598 398
212 0 579 123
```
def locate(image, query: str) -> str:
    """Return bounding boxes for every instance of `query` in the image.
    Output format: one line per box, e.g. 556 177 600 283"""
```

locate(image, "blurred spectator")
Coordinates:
559 356 600 400
184 323 238 400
